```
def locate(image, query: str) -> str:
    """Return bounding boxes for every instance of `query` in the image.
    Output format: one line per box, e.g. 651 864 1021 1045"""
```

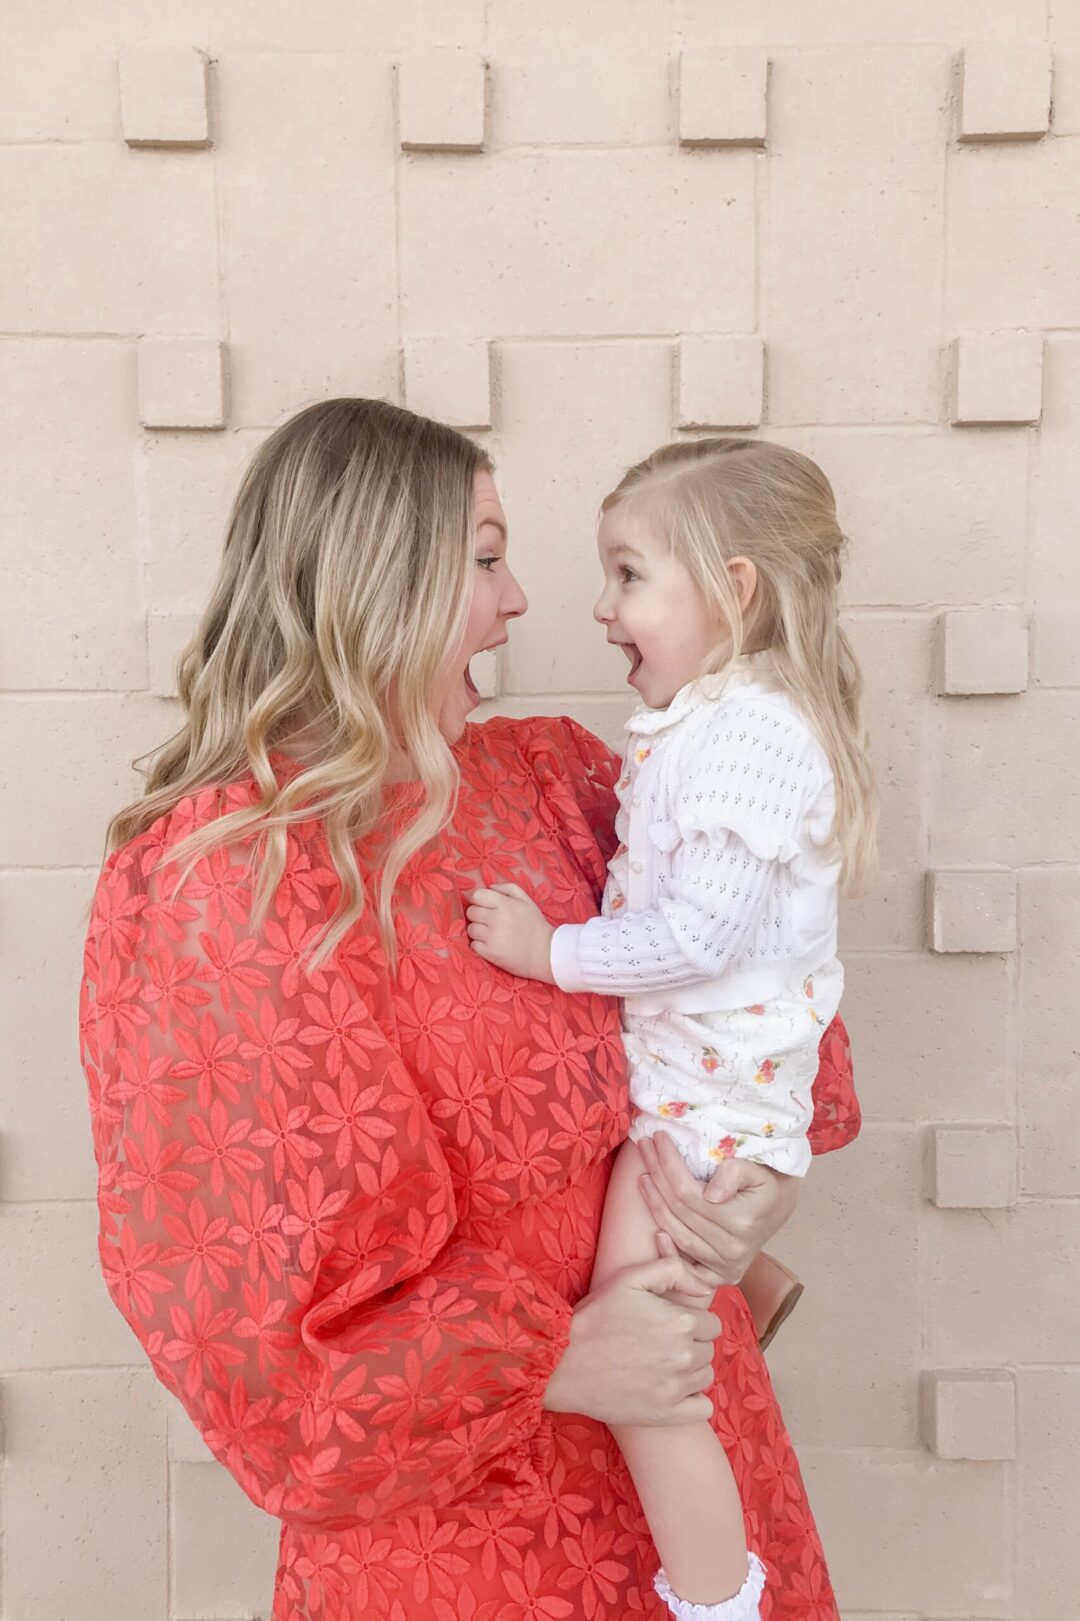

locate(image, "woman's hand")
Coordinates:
466 883 556 982
542 1254 721 1427
636 1131 800 1289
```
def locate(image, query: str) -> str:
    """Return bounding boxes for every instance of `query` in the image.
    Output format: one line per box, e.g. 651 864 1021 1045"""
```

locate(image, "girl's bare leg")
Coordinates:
592 1139 754 1605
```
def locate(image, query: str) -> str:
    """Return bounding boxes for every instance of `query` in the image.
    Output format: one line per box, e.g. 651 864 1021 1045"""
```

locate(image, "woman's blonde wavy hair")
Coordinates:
603 437 879 897
105 397 492 970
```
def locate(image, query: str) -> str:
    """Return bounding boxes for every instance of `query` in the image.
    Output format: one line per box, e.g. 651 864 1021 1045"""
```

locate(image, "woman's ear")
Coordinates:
728 556 758 614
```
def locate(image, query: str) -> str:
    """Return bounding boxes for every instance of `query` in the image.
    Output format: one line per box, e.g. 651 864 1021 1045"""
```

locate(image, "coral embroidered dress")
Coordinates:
79 715 859 1621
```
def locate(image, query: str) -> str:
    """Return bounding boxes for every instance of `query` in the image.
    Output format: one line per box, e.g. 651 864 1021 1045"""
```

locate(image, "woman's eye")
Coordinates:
477 555 500 572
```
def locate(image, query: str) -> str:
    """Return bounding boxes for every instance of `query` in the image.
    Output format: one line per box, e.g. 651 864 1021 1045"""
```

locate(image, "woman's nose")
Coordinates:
502 567 528 619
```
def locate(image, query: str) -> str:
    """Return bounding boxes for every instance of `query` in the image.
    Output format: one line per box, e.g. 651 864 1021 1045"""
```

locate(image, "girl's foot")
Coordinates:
738 1251 804 1350
653 1551 767 1621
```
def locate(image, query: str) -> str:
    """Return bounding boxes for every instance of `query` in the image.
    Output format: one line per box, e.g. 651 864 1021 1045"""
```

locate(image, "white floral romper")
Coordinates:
549 654 845 1182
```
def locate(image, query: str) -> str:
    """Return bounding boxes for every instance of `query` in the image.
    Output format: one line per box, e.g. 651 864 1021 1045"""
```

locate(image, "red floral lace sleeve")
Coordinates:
807 1012 860 1156
78 826 574 1533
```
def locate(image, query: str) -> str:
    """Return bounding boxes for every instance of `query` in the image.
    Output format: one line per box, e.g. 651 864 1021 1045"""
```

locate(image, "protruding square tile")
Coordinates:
119 45 210 148
403 336 491 427
929 1124 1018 1209
398 50 486 151
678 50 769 147
952 332 1044 425
927 867 1018 954
677 335 764 427
935 607 1029 695
137 338 225 429
959 42 1052 142
921 1369 1017 1460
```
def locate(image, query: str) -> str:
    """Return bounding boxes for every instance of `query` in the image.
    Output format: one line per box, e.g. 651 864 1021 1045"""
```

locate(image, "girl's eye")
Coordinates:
477 555 500 572
620 566 639 584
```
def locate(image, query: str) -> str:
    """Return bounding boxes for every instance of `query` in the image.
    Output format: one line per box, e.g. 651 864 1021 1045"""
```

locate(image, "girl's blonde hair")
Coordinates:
105 397 492 969
603 437 878 896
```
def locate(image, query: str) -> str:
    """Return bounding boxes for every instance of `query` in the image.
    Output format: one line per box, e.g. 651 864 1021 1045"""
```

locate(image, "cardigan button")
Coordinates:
631 794 641 808
631 860 643 873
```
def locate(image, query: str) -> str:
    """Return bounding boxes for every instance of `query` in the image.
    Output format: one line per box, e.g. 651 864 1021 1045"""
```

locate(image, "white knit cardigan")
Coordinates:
550 655 842 1016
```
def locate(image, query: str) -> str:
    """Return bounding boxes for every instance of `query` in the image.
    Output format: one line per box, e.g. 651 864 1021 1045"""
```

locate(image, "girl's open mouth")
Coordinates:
626 646 643 685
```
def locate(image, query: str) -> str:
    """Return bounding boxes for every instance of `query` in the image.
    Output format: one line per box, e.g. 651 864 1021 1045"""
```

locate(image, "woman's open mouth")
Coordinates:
462 638 507 705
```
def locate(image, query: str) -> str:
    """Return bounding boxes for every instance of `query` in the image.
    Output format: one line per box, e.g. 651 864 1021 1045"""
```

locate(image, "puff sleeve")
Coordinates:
78 825 573 1533
665 698 828 863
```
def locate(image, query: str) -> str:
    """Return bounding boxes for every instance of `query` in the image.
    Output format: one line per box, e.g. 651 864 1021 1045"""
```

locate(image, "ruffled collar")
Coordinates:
625 651 776 737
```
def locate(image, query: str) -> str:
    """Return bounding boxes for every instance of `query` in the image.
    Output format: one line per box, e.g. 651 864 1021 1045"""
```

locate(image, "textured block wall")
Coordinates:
2 4 1079 1618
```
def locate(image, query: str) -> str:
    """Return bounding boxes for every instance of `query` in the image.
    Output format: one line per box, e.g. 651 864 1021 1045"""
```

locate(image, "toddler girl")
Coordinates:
466 438 877 1620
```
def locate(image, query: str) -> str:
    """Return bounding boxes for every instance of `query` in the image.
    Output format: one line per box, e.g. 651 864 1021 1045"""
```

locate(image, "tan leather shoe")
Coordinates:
738 1251 805 1351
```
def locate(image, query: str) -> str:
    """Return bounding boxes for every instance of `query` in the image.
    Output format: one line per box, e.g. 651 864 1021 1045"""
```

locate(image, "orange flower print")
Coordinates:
619 775 631 789
746 1003 766 1016
658 1100 693 1119
754 1057 781 1086
803 976 814 1000
610 894 626 911
763 1122 776 1137
634 747 651 764
709 1134 747 1161
614 843 628 858
701 1047 722 1075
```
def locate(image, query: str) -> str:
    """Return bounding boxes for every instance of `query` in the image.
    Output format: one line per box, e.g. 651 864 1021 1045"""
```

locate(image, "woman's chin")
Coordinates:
437 672 481 743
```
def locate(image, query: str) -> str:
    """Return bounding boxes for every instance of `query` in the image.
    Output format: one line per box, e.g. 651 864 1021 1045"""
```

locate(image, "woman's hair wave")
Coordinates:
106 397 492 969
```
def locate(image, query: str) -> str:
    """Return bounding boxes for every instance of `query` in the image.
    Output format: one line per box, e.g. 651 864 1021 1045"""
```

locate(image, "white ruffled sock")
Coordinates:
652 1551 767 1621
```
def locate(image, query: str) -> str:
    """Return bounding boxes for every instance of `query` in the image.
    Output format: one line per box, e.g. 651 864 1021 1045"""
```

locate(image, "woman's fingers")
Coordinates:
550 1262 722 1427
639 1152 741 1256
645 1134 755 1242
651 1218 726 1283
643 1131 720 1214
646 1181 731 1269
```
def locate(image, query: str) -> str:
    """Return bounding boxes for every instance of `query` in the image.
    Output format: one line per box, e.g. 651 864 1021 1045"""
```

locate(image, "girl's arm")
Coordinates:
468 825 777 992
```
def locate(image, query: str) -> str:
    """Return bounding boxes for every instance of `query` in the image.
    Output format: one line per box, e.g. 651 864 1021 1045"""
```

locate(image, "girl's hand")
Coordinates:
466 884 556 983
636 1131 800 1289
542 1255 721 1427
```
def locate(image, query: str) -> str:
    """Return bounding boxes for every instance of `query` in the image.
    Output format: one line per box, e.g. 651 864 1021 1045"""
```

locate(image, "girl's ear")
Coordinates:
728 556 758 614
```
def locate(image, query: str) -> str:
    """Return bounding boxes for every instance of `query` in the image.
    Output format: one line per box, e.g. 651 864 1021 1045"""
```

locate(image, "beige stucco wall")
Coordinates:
3 4 1079 1618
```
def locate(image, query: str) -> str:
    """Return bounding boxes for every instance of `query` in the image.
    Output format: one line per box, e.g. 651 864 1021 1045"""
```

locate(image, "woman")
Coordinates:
79 399 859 1620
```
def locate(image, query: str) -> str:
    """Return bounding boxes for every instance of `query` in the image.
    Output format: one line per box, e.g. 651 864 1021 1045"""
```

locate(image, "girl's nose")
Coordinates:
593 587 614 624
